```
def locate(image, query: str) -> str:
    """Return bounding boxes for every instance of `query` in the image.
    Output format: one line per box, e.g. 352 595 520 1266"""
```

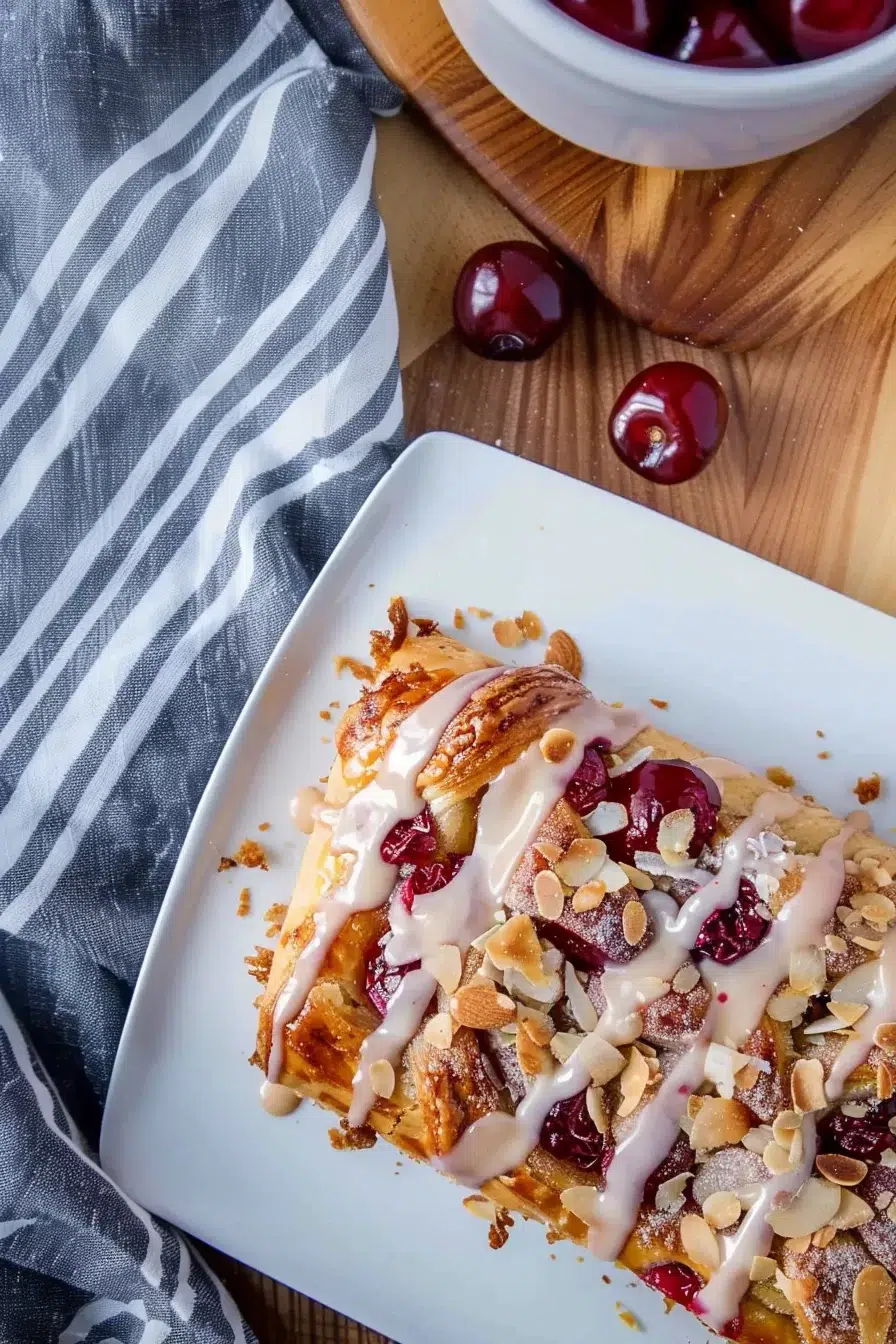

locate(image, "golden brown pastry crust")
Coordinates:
254 620 896 1344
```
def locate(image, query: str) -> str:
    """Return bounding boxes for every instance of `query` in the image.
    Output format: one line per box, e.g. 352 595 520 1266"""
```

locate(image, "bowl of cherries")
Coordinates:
439 0 896 167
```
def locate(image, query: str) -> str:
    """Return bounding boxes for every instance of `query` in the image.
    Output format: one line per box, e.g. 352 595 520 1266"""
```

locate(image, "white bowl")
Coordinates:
440 0 896 168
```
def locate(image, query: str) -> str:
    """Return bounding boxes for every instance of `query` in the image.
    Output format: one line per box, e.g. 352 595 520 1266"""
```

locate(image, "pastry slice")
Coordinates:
254 601 896 1344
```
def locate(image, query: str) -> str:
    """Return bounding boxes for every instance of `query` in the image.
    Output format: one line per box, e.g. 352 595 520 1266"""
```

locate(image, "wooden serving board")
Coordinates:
344 0 896 352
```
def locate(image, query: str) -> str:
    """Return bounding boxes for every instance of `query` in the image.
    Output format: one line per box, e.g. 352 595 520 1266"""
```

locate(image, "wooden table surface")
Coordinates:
204 103 896 1343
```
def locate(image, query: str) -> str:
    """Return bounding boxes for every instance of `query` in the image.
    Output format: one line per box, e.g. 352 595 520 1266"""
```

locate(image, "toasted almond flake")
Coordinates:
485 914 549 986
451 981 517 1030
815 1153 868 1186
789 946 826 996
791 1058 827 1113
764 1141 796 1176
655 1171 693 1214
534 869 565 920
703 1191 742 1230
622 899 648 947
579 1034 627 1087
767 990 810 1023
813 1225 837 1248
854 936 884 952
784 1235 812 1253
689 1097 752 1151
879 1062 896 1101
790 1276 819 1305
544 629 583 679
471 924 504 952
832 1189 875 1229
772 1111 801 1144
853 1265 895 1344
463 1194 497 1222
750 1256 777 1282
368 1059 396 1099
560 1185 598 1224
586 1083 608 1134
705 1043 760 1100
687 1094 706 1121
838 904 864 928
876 1191 895 1211
564 961 598 1033
572 880 607 913
516 1006 555 1047
422 944 463 995
790 1125 805 1165
680 1213 721 1273
556 838 608 888
493 618 524 649
617 1046 651 1118
803 1013 848 1036
423 1012 455 1050
517 610 543 640
863 895 896 926
882 1150 896 1168
672 962 701 995
550 1031 586 1064
830 1001 869 1027
467 606 493 619
736 1063 762 1092
766 1177 841 1238
587 801 629 837
874 1023 896 1054
540 727 577 765
825 933 849 954
533 841 563 864
775 1269 795 1304
453 608 465 630
516 1018 553 1077
766 766 796 789
619 861 653 892
656 809 696 861
601 859 632 893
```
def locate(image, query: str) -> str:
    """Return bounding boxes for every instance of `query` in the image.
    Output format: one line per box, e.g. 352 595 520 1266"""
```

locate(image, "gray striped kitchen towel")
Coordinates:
0 1 402 1339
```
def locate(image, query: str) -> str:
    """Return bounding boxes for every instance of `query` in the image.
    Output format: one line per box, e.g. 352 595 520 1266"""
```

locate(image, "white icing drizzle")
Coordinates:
697 1116 817 1330
696 756 751 782
259 1080 301 1116
350 696 644 1125
291 785 324 835
708 824 855 1047
266 667 502 1083
826 924 896 1100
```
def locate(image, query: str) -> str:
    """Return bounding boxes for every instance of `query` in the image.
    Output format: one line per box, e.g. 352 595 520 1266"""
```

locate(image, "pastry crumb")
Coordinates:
488 1208 514 1250
818 751 831 760
264 903 288 930
766 765 795 789
602 1274 612 1285
244 946 273 984
319 709 331 721
329 700 340 709
233 838 268 870
217 856 237 871
236 888 251 918
516 610 543 640
412 617 440 636
333 654 375 682
467 606 493 618
649 698 669 710
855 773 882 804
545 1228 563 1245
816 729 825 738
328 1118 377 1151
453 608 465 630
576 1256 585 1264
321 736 331 744
550 1253 557 1261
615 1305 643 1332
610 701 624 709
258 821 271 832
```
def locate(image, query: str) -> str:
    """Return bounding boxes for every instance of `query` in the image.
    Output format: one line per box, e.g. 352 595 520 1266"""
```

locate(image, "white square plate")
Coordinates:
101 432 896 1344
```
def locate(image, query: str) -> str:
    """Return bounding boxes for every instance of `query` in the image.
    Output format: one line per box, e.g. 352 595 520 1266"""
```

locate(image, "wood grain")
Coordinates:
344 0 896 352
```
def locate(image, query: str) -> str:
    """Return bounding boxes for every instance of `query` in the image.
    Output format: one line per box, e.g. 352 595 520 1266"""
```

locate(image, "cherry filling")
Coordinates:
605 758 721 864
538 921 607 973
640 1263 742 1339
642 1134 695 1207
365 937 419 1018
818 1098 896 1162
564 739 611 816
366 853 465 1016
396 855 465 912
694 876 771 964
380 806 439 865
540 1088 606 1171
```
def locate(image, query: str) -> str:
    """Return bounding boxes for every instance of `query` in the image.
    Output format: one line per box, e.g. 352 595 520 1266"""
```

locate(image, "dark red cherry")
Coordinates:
759 0 896 59
642 1135 695 1207
673 3 782 64
564 739 611 816
396 855 465 912
546 0 669 50
641 1263 742 1338
540 1088 605 1171
380 806 438 865
606 758 721 864
609 362 728 486
539 921 608 973
818 1097 896 1161
365 935 421 1017
694 877 771 964
453 242 570 361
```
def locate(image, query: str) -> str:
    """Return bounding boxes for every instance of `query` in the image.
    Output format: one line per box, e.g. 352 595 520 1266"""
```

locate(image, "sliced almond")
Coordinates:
655 1171 694 1214
790 1276 819 1305
564 961 598 1033
586 800 629 838
789 946 826 996
550 1031 586 1064
423 1012 455 1050
581 1034 627 1087
750 1256 777 1282
791 1058 827 1113
767 989 810 1023
493 618 524 649
517 1005 555 1047
705 1043 756 1100
736 1063 762 1092
422 944 463 995
560 1184 598 1224
572 881 607 913
742 1124 775 1155
451 981 517 1030
368 1058 396 1099
619 861 654 892
874 1023 896 1054
534 869 565 920
516 1019 553 1077
790 1125 805 1166
838 904 864 928
878 1061 896 1101
813 1153 867 1186
617 1046 651 1118
877 1191 896 1211
555 838 608 888
657 808 696 864
462 1194 497 1222
784 1234 812 1254
825 934 848 955
600 859 633 893
853 1265 895 1344
812 1225 837 1248
766 1178 841 1238
622 899 648 947
764 1141 796 1176
533 841 563 865
703 1190 742 1230
544 629 583 679
672 962 701 995
540 728 576 764
485 914 549 986
587 1083 608 1134
680 1213 721 1273
689 1097 752 1151
829 1001 869 1027
688 1094 706 1121
854 936 884 953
